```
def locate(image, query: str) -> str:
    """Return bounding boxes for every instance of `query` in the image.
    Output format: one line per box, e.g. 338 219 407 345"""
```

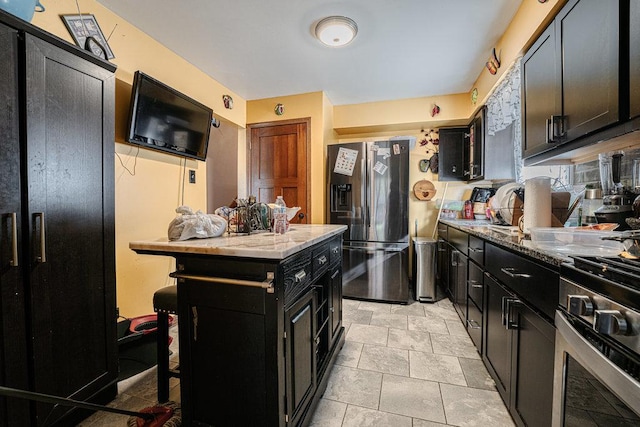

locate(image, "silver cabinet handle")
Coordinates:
467 281 483 289
170 271 275 293
331 269 340 280
468 247 483 253
8 213 18 267
34 212 46 263
318 255 328 265
295 270 307 282
500 267 531 279
332 246 340 254
505 298 521 330
467 319 481 329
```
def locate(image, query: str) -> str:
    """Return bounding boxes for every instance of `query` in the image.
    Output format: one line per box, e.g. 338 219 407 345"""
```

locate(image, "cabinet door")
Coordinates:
482 274 512 404
557 0 620 141
0 22 30 427
24 35 116 424
285 289 316 425
469 108 485 181
438 128 468 181
630 0 640 119
522 22 560 158
510 302 555 427
452 250 467 322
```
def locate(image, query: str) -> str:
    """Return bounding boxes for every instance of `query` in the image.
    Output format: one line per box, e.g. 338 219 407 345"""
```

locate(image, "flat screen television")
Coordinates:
126 71 213 161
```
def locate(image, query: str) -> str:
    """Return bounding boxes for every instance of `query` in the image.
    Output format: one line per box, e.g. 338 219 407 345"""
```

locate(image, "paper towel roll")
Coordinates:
523 177 551 233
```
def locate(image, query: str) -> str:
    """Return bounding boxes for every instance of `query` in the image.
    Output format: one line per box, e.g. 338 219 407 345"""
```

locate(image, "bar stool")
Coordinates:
153 285 180 403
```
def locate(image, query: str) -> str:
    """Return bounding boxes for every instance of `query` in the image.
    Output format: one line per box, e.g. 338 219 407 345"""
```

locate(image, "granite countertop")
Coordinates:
129 224 347 260
439 219 570 267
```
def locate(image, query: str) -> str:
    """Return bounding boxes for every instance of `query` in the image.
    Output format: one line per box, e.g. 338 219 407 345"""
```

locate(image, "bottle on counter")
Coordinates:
463 200 474 219
274 196 288 234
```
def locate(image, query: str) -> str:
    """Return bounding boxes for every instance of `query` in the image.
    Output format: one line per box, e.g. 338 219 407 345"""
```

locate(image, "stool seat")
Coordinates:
153 285 177 314
153 285 179 403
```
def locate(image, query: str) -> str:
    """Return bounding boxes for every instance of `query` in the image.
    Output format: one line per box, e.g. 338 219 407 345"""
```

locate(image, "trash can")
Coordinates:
413 237 437 302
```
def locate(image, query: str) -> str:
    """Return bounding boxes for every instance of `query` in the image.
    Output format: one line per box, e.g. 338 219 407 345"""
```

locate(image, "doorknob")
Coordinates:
298 212 305 220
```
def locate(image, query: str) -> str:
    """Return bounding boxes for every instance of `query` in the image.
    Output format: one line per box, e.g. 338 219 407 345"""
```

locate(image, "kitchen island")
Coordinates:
130 224 347 426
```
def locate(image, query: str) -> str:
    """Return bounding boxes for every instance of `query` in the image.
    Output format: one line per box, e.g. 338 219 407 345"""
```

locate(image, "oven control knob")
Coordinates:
593 310 628 336
567 295 593 316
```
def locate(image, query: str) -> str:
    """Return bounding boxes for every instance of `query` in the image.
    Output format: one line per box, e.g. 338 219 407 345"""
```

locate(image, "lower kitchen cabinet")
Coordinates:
483 273 555 427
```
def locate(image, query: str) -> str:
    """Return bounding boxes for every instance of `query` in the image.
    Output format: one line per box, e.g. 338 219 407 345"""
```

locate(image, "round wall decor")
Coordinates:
413 179 437 201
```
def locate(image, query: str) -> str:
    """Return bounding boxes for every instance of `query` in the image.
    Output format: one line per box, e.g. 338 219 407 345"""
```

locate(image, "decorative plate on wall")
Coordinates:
419 159 430 172
413 179 437 201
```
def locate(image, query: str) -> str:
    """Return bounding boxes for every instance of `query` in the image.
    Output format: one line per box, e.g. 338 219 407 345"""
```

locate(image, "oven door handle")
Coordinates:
554 311 640 420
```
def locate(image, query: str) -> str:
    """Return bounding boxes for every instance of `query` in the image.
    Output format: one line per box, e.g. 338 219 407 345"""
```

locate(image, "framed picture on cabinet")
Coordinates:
61 14 115 59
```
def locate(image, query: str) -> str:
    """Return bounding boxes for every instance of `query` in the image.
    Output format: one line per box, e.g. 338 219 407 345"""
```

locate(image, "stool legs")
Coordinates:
157 311 170 403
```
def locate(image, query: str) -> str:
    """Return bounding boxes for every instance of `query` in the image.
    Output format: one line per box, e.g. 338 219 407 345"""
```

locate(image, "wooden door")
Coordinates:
249 120 309 223
25 34 117 425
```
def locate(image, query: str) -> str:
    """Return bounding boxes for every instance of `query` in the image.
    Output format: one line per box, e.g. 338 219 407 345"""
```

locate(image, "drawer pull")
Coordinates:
500 267 531 279
169 271 275 293
295 270 307 282
332 246 340 254
469 247 484 253
7 213 18 267
331 269 340 280
467 319 481 329
318 255 328 265
467 281 483 289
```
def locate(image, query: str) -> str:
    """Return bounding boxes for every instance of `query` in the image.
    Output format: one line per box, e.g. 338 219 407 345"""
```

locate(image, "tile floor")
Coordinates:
80 298 515 426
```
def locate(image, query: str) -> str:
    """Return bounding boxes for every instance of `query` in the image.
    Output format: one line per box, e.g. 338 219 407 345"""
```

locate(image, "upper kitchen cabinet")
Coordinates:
630 0 640 119
523 0 625 163
439 107 486 182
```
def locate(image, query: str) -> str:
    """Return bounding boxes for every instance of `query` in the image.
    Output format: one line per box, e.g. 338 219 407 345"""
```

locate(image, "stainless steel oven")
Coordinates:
553 259 640 426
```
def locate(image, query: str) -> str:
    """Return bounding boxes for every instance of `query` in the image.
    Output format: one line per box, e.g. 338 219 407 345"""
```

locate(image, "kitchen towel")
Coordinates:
523 177 551 233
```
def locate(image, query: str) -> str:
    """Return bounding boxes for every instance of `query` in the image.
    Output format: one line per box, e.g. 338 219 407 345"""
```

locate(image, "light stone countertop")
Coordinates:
129 224 347 260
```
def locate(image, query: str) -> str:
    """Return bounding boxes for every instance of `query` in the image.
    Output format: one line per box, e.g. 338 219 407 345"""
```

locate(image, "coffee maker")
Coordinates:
594 151 634 230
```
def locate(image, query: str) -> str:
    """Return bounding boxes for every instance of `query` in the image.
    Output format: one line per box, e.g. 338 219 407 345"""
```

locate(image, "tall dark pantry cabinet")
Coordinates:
0 10 117 426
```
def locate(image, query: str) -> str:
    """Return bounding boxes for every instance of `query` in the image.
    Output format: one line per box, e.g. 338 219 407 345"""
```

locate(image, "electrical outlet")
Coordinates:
189 170 196 183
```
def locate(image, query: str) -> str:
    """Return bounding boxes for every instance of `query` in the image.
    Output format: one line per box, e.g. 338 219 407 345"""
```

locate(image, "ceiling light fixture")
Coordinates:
315 16 358 47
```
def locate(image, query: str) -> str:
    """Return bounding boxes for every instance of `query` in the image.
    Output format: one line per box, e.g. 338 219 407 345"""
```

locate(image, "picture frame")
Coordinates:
61 14 114 59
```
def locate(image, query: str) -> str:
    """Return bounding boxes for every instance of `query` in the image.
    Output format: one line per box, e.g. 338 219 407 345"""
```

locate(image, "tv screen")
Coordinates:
126 71 213 161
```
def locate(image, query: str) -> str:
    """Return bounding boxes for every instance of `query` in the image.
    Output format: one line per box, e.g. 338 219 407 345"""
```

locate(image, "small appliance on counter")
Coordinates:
594 151 634 230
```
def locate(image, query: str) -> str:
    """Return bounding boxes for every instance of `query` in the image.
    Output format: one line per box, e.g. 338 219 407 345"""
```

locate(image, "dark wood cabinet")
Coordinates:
0 12 117 427
285 289 316 427
438 128 468 181
438 107 488 182
174 235 344 426
522 0 622 161
630 0 640 119
0 21 30 427
451 249 468 322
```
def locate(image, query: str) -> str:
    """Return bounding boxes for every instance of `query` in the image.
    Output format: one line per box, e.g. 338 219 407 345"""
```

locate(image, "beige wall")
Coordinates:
31 0 246 317
246 92 334 223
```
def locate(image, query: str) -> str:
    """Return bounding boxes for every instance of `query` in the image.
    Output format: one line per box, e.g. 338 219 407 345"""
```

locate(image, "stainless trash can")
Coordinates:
413 237 437 302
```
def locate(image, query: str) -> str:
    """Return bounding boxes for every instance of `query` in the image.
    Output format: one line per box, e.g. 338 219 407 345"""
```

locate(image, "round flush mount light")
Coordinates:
315 16 358 47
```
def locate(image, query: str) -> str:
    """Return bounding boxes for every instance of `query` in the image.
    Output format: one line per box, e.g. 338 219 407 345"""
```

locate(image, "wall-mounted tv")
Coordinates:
126 71 213 161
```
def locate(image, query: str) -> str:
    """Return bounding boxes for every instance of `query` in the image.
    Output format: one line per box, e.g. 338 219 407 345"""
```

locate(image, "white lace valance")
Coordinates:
486 59 521 136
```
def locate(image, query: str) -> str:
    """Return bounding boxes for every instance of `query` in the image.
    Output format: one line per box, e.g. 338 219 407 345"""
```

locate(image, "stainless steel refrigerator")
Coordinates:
327 139 411 303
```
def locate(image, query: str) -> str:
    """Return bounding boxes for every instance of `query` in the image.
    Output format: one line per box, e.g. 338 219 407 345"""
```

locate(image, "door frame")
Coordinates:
246 118 312 218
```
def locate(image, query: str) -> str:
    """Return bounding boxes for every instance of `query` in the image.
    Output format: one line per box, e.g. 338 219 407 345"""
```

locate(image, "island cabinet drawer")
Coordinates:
468 236 485 265
282 251 312 304
466 299 482 350
312 243 330 279
485 243 559 320
328 236 342 266
467 261 484 309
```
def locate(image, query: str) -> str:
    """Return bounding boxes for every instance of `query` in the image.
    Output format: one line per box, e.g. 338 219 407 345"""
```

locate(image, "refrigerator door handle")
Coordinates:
362 157 368 228
368 157 375 231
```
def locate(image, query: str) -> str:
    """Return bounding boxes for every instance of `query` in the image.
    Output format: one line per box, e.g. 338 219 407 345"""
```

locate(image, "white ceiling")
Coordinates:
96 0 523 106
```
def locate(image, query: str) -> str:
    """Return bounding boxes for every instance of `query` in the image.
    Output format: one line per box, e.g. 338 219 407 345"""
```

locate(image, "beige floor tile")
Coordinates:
408 315 449 334
323 365 383 409
440 383 515 427
343 299 361 310
378 374 446 423
445 319 468 336
358 344 409 376
357 301 393 313
409 351 467 386
423 304 461 321
413 419 449 427
430 333 481 359
387 328 433 352
370 312 409 330
335 341 364 368
343 307 373 326
308 398 347 426
346 323 389 346
390 302 426 317
342 405 413 427
458 357 496 391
